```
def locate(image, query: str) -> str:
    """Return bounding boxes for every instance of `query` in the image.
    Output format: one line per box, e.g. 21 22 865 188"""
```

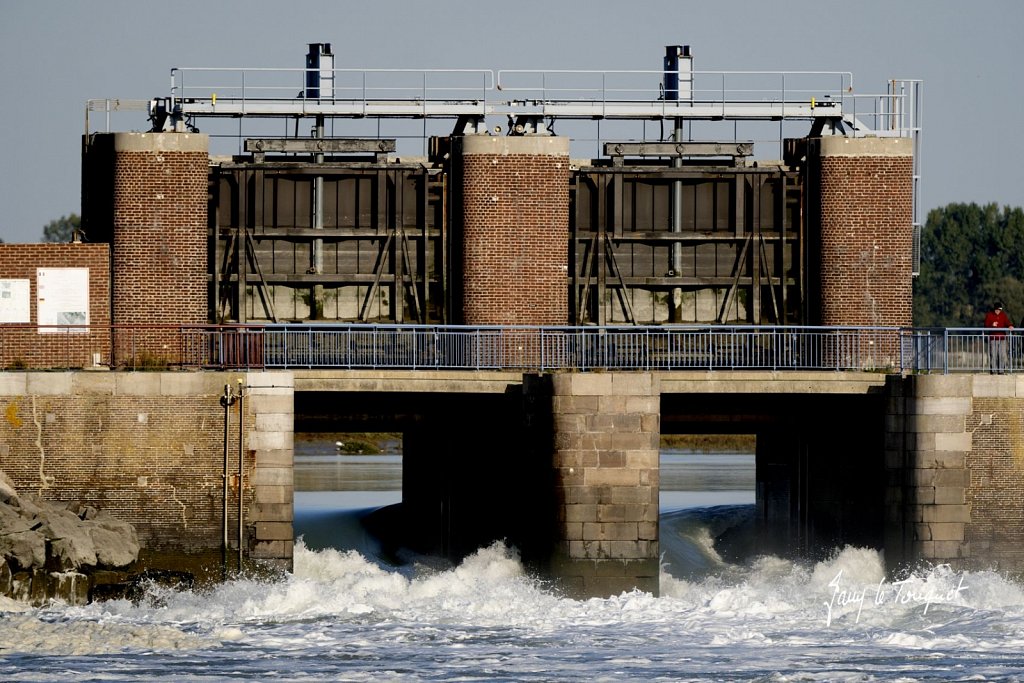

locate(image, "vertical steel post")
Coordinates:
219 384 235 578
305 44 331 321
312 115 325 319
664 46 690 322
237 379 245 572
671 126 684 322
943 329 949 375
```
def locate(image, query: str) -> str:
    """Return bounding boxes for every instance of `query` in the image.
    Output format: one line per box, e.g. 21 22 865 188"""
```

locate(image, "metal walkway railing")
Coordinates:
148 66 918 138
176 325 1024 374
0 323 1010 374
168 67 493 119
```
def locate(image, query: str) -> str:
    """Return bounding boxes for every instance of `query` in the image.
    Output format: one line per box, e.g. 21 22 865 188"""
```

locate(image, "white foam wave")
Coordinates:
0 613 210 655
658 544 1024 639
4 537 1024 662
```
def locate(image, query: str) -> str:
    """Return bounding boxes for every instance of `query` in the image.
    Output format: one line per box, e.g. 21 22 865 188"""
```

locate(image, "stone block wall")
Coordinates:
0 371 294 572
0 243 111 369
812 137 913 332
886 374 1024 571
550 372 660 596
109 132 209 363
457 135 569 325
245 373 296 568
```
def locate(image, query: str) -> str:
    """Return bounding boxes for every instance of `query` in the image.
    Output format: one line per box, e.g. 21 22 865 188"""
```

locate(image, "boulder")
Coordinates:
0 468 140 603
0 470 17 505
0 528 46 571
89 524 139 568
40 508 99 570
0 505 46 570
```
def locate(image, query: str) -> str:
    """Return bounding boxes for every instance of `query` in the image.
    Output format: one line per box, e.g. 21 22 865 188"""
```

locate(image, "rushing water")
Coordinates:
3 446 1024 682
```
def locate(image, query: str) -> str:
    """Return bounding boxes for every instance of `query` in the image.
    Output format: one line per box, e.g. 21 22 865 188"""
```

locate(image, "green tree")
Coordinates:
41 213 82 243
913 203 1024 327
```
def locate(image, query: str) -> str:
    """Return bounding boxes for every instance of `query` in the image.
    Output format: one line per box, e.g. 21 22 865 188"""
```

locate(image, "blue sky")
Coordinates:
1 0 1021 243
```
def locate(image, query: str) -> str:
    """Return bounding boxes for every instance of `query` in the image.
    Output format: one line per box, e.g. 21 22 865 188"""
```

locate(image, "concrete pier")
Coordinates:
548 373 660 596
885 374 1024 571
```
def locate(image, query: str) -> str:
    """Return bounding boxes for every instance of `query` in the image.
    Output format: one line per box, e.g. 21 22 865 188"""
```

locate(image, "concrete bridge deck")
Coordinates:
292 369 890 395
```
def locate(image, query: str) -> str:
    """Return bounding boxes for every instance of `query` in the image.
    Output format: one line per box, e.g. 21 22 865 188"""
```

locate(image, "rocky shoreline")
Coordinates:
1 470 142 605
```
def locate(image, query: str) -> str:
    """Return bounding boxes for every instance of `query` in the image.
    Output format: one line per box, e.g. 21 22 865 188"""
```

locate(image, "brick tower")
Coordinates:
110 132 208 364
811 136 914 328
456 135 570 325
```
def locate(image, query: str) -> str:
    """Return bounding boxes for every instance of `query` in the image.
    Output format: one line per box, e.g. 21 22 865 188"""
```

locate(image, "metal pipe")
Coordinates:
223 386 229 560
664 46 688 322
220 384 236 578
671 117 684 322
312 115 325 319
237 379 245 573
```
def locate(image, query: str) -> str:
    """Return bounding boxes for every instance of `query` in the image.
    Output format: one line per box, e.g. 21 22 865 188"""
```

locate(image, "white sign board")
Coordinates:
37 268 90 333
0 279 31 323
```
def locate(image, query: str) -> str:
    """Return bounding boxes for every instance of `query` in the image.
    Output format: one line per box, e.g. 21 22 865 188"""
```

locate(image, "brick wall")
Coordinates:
110 133 209 346
814 137 914 329
0 243 110 369
964 386 1024 569
0 371 294 571
458 136 569 325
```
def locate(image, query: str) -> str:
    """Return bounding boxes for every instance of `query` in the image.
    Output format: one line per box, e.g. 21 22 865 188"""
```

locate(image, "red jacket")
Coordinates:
985 309 1013 339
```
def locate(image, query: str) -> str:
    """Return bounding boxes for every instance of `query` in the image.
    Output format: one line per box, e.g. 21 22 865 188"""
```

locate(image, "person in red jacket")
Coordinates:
984 301 1013 374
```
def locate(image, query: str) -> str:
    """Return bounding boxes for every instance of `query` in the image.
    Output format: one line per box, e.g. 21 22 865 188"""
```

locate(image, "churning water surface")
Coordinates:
2 446 1023 682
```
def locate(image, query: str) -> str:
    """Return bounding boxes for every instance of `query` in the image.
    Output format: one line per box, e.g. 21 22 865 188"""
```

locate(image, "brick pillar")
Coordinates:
814 137 913 328
457 135 569 327
111 132 208 365
550 373 660 597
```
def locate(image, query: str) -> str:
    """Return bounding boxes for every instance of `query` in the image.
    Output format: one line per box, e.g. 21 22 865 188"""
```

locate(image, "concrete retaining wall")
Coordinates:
0 371 294 572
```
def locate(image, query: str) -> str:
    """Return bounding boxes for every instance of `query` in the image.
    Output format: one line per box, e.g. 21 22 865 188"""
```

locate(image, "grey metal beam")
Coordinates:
170 99 842 124
247 227 440 239
604 142 754 157
244 138 396 154
580 167 798 179
174 99 488 118
578 232 788 242
228 273 440 285
216 161 431 172
630 276 796 287
529 101 840 121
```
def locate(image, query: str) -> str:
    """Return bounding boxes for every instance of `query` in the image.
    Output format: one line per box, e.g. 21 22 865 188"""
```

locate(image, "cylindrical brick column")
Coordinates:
458 135 570 326
111 132 208 365
815 137 914 328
